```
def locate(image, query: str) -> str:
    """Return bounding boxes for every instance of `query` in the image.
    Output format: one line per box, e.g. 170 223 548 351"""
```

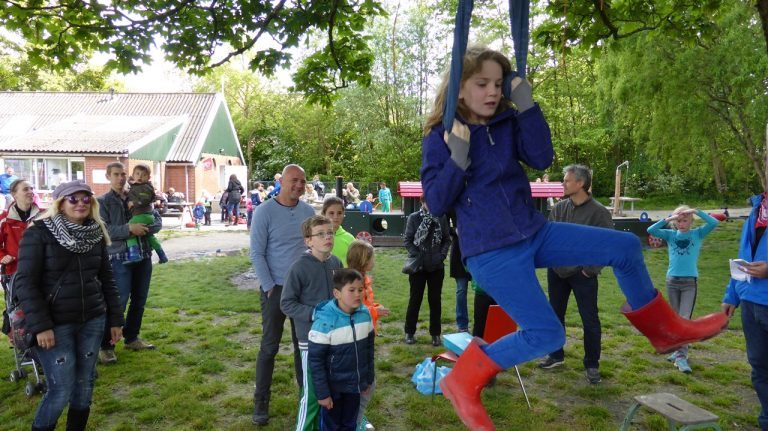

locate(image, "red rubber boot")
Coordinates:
622 290 728 354
440 337 502 431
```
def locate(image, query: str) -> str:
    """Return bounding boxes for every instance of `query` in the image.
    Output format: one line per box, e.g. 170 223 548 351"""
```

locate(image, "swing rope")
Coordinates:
442 0 531 132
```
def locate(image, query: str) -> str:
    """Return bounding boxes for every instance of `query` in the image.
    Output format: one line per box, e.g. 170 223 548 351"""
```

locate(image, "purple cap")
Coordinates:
52 180 93 200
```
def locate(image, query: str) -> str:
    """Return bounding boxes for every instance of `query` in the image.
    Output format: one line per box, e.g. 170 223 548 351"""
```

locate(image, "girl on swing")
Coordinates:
420 45 728 430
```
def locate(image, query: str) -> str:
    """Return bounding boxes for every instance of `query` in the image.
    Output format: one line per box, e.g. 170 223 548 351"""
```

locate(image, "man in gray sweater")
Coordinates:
250 164 316 426
280 215 342 431
537 164 613 385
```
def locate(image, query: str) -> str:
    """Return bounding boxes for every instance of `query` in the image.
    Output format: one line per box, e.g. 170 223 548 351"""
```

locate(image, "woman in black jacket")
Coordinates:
15 180 123 431
403 199 451 346
225 174 244 226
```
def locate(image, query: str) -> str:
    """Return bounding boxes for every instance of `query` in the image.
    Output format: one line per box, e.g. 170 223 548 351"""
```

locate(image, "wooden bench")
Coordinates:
620 393 721 431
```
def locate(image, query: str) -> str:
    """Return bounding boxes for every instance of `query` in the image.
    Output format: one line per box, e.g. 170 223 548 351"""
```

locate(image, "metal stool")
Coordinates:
620 392 721 431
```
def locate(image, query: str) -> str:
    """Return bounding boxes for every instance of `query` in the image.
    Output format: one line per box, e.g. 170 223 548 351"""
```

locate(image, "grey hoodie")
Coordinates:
280 251 342 344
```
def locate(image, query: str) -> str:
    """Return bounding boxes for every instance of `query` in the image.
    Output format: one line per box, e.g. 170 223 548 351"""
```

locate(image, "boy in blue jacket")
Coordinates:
308 269 374 431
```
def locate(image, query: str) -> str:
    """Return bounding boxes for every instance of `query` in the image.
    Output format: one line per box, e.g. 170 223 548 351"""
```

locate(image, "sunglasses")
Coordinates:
64 195 92 205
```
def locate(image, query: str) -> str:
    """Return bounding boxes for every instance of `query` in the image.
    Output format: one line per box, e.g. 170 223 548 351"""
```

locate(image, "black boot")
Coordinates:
66 407 90 431
156 248 169 264
252 398 269 426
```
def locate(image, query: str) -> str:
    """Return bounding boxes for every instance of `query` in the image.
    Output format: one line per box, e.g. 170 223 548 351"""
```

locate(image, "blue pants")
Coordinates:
547 269 601 369
320 392 360 431
466 222 656 370
742 300 768 430
33 314 105 428
102 257 153 348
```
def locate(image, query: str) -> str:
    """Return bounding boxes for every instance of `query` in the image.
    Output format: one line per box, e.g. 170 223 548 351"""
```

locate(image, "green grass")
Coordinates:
0 220 763 430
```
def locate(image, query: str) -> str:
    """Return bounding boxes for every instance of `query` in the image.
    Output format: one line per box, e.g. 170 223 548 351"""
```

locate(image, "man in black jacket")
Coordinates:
537 165 613 384
98 162 162 364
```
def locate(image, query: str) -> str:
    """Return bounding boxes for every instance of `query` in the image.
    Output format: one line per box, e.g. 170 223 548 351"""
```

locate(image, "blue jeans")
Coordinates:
455 276 469 330
33 314 105 429
742 300 768 430
227 202 240 218
547 269 601 369
102 257 153 347
466 222 656 370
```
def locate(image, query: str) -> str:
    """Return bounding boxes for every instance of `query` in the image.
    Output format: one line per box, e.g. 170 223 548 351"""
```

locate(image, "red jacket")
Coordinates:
0 204 41 275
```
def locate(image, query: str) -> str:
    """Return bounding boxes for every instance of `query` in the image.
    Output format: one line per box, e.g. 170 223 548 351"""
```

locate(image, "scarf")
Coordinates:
757 192 768 229
413 209 442 250
42 213 104 254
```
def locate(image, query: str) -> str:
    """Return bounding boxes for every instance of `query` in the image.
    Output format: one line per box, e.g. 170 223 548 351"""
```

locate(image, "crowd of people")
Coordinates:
0 44 766 431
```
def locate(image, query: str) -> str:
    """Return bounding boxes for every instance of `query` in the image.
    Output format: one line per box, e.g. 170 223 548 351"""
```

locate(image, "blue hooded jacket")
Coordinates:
421 105 553 259
308 299 374 400
723 194 768 307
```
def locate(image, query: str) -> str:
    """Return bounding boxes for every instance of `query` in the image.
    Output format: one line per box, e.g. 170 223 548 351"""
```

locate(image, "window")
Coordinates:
2 157 86 191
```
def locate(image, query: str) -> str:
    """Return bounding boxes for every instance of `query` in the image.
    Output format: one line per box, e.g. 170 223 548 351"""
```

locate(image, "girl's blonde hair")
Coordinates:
423 45 513 135
670 205 692 229
38 196 112 246
346 239 374 274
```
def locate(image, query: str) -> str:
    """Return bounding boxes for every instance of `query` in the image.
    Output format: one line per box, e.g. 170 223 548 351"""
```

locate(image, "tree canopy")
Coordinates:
0 0 386 106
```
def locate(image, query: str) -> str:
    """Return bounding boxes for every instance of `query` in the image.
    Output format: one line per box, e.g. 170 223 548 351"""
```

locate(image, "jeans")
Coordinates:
33 314 105 429
254 286 302 409
547 269 601 369
227 202 239 219
666 276 698 358
102 257 153 348
742 300 768 430
404 267 444 336
466 222 656 370
455 276 469 331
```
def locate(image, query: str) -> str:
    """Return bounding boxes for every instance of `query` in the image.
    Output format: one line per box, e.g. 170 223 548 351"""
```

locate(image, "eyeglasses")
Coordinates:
64 195 92 205
310 231 335 239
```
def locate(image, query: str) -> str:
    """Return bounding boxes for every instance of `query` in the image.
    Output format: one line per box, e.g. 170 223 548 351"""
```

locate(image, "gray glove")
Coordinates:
510 78 534 112
444 122 471 171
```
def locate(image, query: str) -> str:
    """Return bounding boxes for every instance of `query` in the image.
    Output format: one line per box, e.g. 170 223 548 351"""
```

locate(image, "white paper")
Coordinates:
730 259 751 282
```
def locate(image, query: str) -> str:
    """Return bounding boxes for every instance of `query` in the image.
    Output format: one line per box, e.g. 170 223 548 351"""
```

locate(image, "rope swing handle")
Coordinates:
442 0 530 133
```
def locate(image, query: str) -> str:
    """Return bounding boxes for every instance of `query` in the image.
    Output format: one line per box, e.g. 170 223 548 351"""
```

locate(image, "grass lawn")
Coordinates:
0 219 762 430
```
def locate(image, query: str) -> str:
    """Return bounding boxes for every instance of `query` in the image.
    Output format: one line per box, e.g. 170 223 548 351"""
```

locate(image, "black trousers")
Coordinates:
253 285 302 407
473 291 498 338
404 267 444 336
546 269 602 369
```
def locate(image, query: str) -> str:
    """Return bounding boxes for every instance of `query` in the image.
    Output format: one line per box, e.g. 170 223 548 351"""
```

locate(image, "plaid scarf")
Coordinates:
414 209 442 250
42 213 103 254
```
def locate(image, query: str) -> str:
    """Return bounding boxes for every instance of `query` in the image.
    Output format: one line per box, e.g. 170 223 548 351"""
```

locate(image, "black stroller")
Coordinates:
2 265 46 397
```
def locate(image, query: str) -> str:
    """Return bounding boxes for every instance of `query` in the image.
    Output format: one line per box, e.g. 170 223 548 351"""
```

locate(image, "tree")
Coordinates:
0 0 386 105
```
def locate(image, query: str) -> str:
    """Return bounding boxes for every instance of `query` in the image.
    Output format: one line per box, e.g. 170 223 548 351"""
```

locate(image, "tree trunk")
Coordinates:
757 0 768 57
708 136 727 194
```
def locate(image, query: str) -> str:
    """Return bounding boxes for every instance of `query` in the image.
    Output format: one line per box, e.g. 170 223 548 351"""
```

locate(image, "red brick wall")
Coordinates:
164 165 196 202
85 156 127 196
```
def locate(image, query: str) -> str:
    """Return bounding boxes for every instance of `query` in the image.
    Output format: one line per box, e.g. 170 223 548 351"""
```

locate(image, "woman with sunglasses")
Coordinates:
15 180 124 431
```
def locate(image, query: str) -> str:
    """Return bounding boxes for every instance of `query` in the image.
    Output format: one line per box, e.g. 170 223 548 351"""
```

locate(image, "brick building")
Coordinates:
0 91 246 204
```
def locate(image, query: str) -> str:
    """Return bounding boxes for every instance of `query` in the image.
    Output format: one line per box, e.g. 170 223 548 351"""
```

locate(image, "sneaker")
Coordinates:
124 338 156 350
538 356 564 369
585 367 602 384
98 349 117 364
358 416 375 431
666 352 680 362
675 357 692 374
404 334 415 345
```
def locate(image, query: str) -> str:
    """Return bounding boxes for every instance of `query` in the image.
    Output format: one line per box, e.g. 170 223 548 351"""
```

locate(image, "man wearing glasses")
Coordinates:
97 162 162 364
250 164 316 426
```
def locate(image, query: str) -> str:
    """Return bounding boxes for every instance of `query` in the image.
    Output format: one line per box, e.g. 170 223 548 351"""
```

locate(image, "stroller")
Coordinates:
2 265 46 397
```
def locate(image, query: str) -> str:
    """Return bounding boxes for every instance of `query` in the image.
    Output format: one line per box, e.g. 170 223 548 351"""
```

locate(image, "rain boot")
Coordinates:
126 244 142 262
156 248 169 264
439 337 502 431
622 289 728 354
66 407 90 431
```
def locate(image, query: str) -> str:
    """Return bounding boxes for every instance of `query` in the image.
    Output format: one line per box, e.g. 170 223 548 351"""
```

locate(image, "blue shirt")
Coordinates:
647 210 719 277
249 197 315 293
723 195 768 307
0 173 17 194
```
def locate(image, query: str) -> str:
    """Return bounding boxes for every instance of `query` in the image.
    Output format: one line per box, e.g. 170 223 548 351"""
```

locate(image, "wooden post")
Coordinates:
613 166 622 216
